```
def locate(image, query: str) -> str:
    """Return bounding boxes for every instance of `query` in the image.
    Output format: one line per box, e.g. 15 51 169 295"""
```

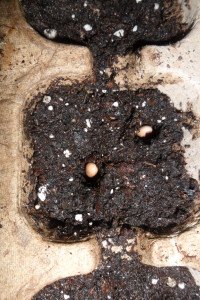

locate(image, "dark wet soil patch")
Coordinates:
33 228 200 300
24 83 198 241
21 0 191 79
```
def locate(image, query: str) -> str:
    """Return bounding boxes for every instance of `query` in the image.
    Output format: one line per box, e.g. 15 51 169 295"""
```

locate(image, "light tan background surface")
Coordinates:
1 0 200 299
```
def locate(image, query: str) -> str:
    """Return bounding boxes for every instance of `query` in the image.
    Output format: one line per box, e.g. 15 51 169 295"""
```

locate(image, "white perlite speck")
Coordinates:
43 95 51 104
49 134 54 139
108 238 114 244
35 204 40 210
102 240 108 248
86 119 91 128
75 214 83 222
84 1 88 7
113 29 124 37
71 14 75 19
152 278 159 285
136 0 142 2
113 101 119 108
111 245 123 253
121 254 132 261
110 189 114 194
178 282 185 289
83 24 92 31
37 185 47 201
132 25 138 32
69 177 74 182
63 149 72 158
43 29 57 39
48 105 53 111
154 3 159 10
64 295 70 300
166 277 176 287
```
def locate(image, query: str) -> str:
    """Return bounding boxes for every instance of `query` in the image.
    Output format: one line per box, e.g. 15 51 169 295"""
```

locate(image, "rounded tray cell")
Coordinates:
24 83 199 241
33 229 200 300
20 0 195 72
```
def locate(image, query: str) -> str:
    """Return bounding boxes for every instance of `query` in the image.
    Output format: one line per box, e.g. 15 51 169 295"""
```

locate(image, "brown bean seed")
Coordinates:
136 125 153 138
85 162 99 178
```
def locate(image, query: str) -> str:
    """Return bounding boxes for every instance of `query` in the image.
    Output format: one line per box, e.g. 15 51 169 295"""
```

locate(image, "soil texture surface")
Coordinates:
33 228 200 300
21 0 189 75
24 83 199 241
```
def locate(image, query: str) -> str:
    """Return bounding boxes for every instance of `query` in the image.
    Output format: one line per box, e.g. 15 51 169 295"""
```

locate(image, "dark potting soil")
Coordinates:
24 83 199 241
20 0 190 74
33 228 200 300
21 1 199 298
19 1 200 299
